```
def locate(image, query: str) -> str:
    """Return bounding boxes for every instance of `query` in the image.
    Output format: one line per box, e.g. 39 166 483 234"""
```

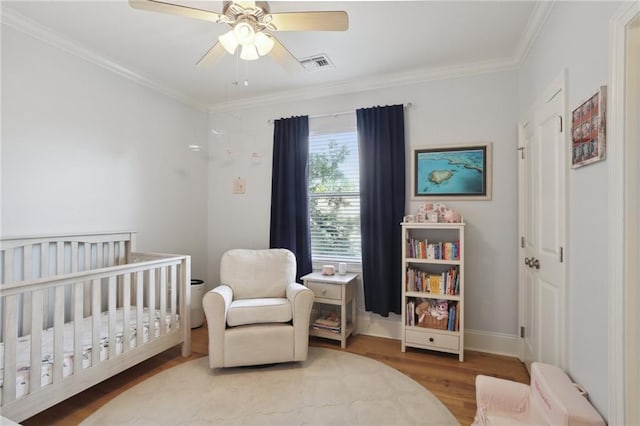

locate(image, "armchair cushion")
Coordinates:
220 249 296 300
226 298 292 327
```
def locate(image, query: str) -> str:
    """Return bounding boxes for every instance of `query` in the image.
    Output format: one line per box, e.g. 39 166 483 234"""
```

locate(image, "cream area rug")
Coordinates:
81 347 459 425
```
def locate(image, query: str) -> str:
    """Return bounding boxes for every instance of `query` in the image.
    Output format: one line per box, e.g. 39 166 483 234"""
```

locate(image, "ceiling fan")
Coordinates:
128 0 349 73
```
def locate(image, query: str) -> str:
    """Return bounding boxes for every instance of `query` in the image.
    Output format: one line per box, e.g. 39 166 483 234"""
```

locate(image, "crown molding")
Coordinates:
208 1 555 113
1 8 207 112
209 57 519 112
513 0 555 66
1 2 552 116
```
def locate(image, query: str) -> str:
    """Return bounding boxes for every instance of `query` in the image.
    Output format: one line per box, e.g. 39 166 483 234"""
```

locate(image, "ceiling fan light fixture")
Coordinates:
240 44 259 60
234 21 256 45
219 30 239 54
254 32 274 56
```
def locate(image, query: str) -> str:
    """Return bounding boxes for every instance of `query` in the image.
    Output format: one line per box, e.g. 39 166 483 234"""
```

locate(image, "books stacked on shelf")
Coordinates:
407 299 460 331
405 266 460 295
406 300 416 326
406 238 461 260
312 311 341 333
407 237 428 258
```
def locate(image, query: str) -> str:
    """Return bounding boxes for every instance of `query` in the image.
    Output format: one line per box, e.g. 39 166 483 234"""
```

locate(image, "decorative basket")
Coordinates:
418 313 448 330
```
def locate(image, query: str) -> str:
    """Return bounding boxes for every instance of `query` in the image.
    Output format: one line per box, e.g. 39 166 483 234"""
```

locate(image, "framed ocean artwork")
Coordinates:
412 143 492 200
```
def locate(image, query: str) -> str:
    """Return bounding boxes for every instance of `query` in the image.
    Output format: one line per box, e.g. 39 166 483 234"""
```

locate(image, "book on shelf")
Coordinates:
313 324 341 333
313 311 341 332
406 300 415 326
407 237 461 261
405 266 460 295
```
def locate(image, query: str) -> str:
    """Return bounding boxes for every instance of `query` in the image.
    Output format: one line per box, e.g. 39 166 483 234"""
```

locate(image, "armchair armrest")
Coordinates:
475 375 531 418
286 282 314 361
203 285 233 369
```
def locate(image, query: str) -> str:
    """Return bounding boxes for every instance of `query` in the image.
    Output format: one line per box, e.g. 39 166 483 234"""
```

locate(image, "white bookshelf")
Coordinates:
401 222 465 361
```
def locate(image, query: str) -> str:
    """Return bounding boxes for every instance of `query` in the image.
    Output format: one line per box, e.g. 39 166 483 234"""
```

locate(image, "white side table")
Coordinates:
301 271 358 348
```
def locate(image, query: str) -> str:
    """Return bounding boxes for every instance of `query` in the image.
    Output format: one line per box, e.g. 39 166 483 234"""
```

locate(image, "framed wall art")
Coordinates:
411 143 492 200
571 86 607 168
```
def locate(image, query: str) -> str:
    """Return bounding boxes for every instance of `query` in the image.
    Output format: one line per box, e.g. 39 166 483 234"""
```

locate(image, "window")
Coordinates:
308 131 361 261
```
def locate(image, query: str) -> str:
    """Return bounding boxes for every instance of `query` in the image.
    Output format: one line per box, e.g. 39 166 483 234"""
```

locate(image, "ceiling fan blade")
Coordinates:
196 42 227 67
128 0 226 24
268 36 303 74
264 11 348 31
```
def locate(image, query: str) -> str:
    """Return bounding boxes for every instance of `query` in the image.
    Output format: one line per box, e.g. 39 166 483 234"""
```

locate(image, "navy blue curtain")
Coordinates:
269 115 312 283
356 105 406 316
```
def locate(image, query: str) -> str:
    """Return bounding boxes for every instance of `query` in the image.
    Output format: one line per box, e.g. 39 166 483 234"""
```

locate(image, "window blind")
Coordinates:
308 130 361 260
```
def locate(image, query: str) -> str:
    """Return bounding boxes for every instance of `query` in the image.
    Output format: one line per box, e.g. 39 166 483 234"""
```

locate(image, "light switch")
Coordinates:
232 177 246 194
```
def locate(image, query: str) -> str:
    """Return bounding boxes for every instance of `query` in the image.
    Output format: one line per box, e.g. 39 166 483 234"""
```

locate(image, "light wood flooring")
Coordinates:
22 327 529 426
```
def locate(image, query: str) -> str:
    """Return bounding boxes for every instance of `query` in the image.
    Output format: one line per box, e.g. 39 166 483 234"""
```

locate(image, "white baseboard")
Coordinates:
356 312 520 358
464 329 520 357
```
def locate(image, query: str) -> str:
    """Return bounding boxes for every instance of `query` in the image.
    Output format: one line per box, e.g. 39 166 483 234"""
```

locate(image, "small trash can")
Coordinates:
190 279 205 328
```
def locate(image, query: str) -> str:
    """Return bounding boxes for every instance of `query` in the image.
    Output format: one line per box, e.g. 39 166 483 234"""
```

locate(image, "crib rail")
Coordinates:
0 241 191 422
0 231 136 284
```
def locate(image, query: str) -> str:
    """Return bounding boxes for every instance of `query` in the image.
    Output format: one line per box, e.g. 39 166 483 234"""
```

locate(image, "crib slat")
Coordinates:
40 242 49 279
22 245 33 335
73 282 84 375
71 242 78 273
117 241 125 307
3 294 18 403
91 279 101 366
118 241 125 265
108 242 115 268
136 271 144 347
180 257 191 357
122 273 131 353
97 242 103 268
108 275 116 359
52 286 64 384
84 243 92 317
170 264 177 328
39 243 51 329
4 248 14 283
56 242 64 275
159 267 167 336
29 289 43 395
147 270 155 342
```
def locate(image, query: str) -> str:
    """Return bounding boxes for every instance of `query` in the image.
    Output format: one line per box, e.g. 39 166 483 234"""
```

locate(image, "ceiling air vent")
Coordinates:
299 54 335 72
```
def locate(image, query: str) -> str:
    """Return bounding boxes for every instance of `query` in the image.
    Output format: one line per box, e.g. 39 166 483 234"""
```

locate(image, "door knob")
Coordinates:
532 258 540 269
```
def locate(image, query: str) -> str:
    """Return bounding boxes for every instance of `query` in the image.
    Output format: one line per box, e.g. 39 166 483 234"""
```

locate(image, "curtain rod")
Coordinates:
268 102 413 124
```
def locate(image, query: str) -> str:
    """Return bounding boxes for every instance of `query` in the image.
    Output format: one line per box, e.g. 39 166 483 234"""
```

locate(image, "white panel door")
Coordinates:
519 77 567 369
519 121 536 367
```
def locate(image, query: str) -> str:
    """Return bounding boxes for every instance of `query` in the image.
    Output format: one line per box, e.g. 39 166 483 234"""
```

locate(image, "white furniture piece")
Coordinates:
401 222 465 361
472 362 605 425
202 249 314 369
0 232 191 423
301 271 358 349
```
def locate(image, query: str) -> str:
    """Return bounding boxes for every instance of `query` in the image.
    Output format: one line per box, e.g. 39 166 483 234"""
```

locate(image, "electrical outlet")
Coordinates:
232 177 246 194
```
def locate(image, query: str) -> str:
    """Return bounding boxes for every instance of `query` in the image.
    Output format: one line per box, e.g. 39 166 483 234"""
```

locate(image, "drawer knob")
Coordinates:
322 288 327 295
429 337 434 343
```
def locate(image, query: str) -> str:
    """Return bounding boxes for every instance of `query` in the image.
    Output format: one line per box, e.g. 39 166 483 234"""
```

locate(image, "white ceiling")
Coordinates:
1 1 545 110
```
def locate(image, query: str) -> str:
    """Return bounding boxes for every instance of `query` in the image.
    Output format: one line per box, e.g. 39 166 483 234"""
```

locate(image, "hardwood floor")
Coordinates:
22 328 529 426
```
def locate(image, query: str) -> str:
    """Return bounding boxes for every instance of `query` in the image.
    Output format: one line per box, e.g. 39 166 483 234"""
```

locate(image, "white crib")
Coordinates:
0 232 191 422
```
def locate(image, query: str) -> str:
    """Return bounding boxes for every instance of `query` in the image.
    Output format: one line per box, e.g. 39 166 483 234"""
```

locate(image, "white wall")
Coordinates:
518 1 624 419
208 70 520 341
1 25 209 280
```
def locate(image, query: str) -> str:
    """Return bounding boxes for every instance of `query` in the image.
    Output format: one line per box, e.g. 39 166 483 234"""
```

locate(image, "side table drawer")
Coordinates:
307 281 341 300
406 329 459 351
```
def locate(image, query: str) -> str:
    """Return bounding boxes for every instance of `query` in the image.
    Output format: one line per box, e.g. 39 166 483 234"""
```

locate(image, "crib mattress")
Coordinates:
0 307 179 402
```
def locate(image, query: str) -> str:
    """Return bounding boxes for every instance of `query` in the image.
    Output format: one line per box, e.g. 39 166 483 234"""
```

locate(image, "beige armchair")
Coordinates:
203 249 315 369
